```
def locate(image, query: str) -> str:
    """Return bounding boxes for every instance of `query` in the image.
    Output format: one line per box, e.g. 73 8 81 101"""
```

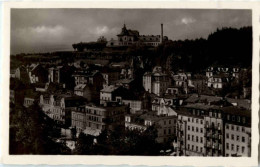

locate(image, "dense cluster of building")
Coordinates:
10 56 251 156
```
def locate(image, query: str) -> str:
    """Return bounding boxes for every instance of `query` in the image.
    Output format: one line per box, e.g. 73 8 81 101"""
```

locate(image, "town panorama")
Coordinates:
10 9 252 156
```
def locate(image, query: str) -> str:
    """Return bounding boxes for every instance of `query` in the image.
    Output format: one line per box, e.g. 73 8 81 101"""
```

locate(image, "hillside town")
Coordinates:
10 23 252 156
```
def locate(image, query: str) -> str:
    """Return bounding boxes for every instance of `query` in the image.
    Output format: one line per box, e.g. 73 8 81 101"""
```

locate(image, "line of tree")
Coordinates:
135 26 252 73
9 102 71 154
73 125 162 155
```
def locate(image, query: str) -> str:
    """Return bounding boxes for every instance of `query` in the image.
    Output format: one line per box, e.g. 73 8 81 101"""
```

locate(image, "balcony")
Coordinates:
212 143 219 150
218 144 222 150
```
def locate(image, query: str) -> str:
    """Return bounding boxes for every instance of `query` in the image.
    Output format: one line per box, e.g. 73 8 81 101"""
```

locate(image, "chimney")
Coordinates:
161 23 163 43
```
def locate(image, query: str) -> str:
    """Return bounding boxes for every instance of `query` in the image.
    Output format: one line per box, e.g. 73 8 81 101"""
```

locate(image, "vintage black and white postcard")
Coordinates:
1 1 259 166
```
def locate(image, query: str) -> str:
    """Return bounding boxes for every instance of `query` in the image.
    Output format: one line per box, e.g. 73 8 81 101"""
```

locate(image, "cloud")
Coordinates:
181 17 196 25
94 26 109 35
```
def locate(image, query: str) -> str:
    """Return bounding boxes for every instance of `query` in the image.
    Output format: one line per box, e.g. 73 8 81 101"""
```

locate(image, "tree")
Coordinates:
73 132 95 154
9 102 70 154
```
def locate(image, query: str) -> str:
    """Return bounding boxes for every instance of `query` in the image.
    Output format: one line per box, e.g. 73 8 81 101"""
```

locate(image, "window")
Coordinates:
168 129 171 134
237 116 241 122
231 144 234 151
196 146 198 152
226 124 229 129
242 117 246 124
169 120 171 124
164 121 166 125
192 135 194 141
242 127 245 132
188 134 190 140
164 129 166 135
192 126 194 131
237 135 240 141
200 120 203 124
237 145 239 152
200 147 203 153
188 144 190 150
226 143 229 150
188 126 190 131
231 125 234 130
226 133 229 139
200 137 203 143
237 126 240 131
231 134 234 140
196 127 199 132
242 146 245 153
200 128 203 133
196 119 199 123
242 136 245 142
192 145 194 151
196 136 198 142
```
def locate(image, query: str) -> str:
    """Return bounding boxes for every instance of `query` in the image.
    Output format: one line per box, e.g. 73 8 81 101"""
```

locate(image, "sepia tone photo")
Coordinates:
9 8 252 157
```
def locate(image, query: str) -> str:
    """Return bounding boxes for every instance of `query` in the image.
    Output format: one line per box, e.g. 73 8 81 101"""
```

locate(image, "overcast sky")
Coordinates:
11 9 251 54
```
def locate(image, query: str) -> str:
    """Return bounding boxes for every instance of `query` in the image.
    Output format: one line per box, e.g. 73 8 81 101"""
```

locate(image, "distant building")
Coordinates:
71 102 127 135
143 66 171 96
207 74 229 89
206 66 240 79
14 65 30 84
48 65 76 89
151 96 181 116
107 24 168 47
23 91 40 108
100 85 129 105
125 110 177 143
28 64 48 84
39 93 86 126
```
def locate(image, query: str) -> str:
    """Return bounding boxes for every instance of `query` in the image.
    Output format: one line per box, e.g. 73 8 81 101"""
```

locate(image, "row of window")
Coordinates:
188 118 204 124
163 128 176 135
188 126 204 133
226 133 246 142
226 143 246 153
226 115 246 124
226 124 246 132
187 135 203 143
187 144 203 153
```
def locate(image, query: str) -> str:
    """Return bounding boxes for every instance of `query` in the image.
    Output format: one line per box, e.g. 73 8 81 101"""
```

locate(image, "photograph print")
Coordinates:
9 8 252 157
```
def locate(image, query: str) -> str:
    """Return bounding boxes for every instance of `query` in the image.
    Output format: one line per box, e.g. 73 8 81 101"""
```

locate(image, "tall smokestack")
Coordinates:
161 23 163 43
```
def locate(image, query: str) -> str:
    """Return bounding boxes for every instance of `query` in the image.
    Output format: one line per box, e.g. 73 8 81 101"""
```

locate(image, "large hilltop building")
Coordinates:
107 24 168 47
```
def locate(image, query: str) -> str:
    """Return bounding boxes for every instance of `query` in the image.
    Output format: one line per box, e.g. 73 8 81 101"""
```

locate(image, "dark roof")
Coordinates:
221 106 251 118
185 94 222 103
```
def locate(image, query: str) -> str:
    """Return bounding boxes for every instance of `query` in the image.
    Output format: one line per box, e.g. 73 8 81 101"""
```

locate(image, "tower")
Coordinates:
160 23 163 43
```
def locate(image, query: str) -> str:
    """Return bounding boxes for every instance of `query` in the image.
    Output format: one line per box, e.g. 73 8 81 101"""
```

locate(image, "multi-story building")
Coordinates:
106 24 168 47
151 96 180 116
28 64 48 84
48 65 76 89
207 74 229 89
23 91 40 108
39 93 86 126
101 68 121 87
125 110 177 143
14 65 30 84
71 102 127 135
206 66 241 79
223 107 251 157
143 66 171 96
175 103 251 157
100 85 129 105
73 70 103 86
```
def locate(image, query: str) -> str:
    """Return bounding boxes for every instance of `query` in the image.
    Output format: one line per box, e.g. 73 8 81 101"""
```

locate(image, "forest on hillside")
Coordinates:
152 26 252 73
